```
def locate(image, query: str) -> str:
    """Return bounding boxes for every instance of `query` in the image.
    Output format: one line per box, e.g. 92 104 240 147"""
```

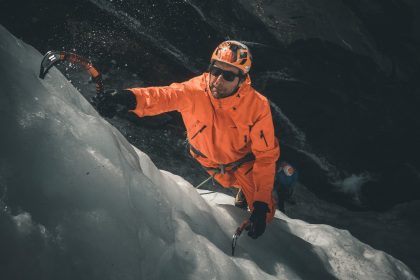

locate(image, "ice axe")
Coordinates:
39 50 104 97
231 219 251 256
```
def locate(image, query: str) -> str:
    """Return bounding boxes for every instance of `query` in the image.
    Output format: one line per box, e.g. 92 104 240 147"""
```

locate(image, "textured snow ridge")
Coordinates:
0 25 417 280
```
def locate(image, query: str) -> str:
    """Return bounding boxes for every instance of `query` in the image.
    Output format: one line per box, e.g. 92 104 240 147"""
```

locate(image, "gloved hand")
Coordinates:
91 89 137 118
91 89 119 118
247 201 269 239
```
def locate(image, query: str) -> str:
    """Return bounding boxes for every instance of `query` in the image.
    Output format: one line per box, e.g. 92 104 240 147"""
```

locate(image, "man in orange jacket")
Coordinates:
95 40 280 239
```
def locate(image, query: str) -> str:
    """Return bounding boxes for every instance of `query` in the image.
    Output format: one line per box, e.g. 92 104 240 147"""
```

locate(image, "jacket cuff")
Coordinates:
127 89 145 116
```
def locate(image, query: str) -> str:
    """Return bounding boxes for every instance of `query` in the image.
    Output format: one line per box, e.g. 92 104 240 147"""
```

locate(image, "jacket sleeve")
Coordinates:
127 79 195 117
249 102 280 207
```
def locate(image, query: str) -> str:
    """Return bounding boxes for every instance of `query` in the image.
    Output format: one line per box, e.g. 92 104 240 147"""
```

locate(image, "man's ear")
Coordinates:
238 74 246 86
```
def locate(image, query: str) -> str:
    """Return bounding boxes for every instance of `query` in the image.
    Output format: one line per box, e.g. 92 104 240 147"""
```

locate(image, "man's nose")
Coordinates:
214 74 223 85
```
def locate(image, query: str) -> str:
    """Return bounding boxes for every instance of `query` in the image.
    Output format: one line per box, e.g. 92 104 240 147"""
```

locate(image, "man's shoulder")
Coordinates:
247 87 269 106
167 74 207 97
183 73 207 90
237 87 271 123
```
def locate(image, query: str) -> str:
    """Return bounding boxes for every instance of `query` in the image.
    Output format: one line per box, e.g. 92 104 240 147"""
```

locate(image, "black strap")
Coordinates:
189 143 207 158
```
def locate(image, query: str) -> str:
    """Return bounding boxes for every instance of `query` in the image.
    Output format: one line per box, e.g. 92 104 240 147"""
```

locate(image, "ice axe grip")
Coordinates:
231 219 251 256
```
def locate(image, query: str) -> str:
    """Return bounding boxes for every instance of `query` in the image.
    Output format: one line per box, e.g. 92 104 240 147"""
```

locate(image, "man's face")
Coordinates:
209 61 243 99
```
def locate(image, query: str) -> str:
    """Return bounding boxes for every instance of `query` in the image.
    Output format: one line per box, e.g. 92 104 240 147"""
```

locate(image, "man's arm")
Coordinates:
93 77 200 118
128 81 194 117
246 101 280 239
249 102 280 208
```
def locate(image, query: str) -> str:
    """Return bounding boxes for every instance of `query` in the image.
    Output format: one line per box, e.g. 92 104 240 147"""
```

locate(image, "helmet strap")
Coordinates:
207 61 216 72
231 76 244 96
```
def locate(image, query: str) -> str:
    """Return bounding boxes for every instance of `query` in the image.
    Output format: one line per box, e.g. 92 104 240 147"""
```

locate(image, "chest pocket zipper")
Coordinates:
191 125 207 140
260 130 268 147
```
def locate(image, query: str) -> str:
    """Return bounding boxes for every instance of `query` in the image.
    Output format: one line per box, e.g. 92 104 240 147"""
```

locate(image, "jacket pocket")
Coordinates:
260 130 269 147
191 124 207 140
242 134 250 148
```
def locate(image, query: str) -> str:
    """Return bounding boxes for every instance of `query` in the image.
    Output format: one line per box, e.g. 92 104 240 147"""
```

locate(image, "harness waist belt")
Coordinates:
189 143 255 174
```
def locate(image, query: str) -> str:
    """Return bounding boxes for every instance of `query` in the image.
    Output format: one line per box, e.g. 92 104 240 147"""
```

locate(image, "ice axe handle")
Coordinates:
231 219 251 256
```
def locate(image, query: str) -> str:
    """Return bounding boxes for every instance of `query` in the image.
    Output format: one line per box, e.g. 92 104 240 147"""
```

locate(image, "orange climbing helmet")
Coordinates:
210 40 252 74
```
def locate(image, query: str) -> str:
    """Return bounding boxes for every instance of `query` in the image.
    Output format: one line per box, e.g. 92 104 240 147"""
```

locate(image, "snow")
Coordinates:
332 173 374 203
0 24 417 280
88 0 200 74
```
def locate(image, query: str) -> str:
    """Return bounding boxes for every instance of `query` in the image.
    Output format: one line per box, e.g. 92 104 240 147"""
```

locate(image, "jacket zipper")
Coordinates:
260 130 268 147
191 125 207 140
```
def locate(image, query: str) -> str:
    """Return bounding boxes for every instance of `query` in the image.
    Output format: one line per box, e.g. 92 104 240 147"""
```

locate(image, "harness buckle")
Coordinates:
219 164 225 174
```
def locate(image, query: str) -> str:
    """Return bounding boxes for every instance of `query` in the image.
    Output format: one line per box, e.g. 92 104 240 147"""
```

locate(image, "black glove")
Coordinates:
247 201 269 239
91 89 136 118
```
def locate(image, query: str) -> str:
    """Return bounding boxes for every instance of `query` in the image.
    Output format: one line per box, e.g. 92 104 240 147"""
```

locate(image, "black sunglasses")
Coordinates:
209 66 241 82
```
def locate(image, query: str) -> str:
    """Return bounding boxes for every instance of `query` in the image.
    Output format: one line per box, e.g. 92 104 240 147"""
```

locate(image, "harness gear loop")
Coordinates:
219 164 225 174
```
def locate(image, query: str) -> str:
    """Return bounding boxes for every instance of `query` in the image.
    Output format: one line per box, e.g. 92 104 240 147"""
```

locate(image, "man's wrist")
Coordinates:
253 201 269 214
115 89 137 110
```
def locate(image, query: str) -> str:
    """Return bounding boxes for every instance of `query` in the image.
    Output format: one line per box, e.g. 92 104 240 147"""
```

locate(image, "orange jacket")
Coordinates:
128 73 280 205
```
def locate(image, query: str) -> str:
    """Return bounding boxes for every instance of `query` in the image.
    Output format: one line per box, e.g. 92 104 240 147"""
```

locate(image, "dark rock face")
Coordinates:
1 0 419 210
